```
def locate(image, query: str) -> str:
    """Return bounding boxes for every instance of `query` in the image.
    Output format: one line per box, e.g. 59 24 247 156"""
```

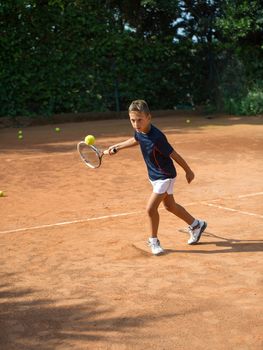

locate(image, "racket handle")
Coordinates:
104 147 117 155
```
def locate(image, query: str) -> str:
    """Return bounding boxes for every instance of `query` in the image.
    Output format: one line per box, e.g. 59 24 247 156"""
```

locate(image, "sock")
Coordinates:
190 219 199 229
149 237 158 244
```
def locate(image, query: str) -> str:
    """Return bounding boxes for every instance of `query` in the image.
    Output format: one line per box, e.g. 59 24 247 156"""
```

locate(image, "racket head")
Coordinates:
77 141 102 169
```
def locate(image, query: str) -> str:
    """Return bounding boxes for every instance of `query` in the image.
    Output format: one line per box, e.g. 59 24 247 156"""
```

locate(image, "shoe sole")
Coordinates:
188 221 207 245
153 250 164 256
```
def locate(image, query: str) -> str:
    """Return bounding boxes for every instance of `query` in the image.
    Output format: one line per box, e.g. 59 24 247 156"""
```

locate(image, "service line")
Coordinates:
203 202 263 219
0 201 199 235
0 193 262 235
0 211 142 235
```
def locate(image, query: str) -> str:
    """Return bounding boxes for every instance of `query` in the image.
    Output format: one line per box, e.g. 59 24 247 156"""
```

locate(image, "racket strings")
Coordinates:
78 143 101 168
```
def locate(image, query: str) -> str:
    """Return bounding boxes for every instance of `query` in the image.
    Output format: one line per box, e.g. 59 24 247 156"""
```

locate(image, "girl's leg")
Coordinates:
146 192 167 238
163 194 195 225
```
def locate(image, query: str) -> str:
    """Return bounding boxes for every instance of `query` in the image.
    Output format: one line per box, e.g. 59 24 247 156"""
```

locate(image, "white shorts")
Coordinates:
150 178 176 195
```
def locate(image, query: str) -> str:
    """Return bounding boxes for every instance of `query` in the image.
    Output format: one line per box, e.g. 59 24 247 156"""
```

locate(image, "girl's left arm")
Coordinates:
170 150 195 183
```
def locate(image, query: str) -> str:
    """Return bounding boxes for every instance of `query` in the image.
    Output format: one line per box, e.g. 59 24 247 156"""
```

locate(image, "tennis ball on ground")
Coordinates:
0 191 4 197
186 119 191 123
18 134 23 140
18 130 23 135
55 127 61 132
85 135 95 145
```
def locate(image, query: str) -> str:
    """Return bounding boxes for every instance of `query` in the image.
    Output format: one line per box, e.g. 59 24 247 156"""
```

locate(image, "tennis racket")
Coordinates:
77 141 117 169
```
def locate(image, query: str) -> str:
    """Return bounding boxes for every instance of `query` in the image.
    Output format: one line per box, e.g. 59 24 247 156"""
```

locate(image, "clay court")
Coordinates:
0 114 262 350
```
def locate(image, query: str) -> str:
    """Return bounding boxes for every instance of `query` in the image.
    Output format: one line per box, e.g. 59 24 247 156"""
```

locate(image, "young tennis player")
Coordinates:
107 100 207 255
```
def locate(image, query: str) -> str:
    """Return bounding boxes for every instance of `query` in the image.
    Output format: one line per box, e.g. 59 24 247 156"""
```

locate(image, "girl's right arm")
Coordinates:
108 137 138 154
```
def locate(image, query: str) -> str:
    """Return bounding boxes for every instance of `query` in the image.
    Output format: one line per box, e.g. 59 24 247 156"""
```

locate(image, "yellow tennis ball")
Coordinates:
0 191 4 197
85 135 95 145
55 127 60 132
18 134 23 140
186 119 191 123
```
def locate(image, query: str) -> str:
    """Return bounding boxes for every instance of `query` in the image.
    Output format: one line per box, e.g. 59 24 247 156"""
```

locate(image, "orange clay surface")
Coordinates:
0 114 262 350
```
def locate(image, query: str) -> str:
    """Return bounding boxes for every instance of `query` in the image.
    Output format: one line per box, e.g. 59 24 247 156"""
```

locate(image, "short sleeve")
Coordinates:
156 135 174 157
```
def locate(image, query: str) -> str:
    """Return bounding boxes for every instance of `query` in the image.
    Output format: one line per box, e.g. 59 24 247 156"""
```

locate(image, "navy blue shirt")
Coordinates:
134 124 177 181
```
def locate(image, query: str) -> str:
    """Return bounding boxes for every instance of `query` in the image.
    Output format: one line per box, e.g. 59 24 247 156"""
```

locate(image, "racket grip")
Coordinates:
104 147 117 155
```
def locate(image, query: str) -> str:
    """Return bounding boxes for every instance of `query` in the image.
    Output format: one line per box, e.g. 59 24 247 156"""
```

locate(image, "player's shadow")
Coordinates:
174 230 263 254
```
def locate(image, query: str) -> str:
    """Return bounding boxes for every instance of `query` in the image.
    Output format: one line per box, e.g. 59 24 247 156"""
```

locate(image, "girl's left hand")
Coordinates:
186 170 195 183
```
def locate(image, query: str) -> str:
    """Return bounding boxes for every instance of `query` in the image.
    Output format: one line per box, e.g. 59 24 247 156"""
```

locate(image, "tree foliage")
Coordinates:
0 0 262 118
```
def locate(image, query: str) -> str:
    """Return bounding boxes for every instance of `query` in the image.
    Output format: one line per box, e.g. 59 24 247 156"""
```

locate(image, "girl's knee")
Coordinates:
146 205 158 217
163 201 181 214
163 203 173 213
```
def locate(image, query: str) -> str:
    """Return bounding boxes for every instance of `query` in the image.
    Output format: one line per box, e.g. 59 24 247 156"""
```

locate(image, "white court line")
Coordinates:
1 194 262 235
0 211 142 235
204 202 263 219
237 192 263 198
0 201 199 235
209 191 263 202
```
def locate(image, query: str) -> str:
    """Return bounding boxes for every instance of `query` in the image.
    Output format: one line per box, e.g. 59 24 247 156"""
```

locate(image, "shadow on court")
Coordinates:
175 231 263 254
0 279 179 350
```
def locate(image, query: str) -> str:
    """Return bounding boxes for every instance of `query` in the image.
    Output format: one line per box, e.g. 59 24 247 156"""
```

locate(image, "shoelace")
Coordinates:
189 221 200 231
148 240 161 247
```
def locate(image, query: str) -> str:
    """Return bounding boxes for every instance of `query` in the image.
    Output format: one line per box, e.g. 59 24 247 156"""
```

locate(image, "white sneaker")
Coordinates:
148 238 164 255
188 220 207 245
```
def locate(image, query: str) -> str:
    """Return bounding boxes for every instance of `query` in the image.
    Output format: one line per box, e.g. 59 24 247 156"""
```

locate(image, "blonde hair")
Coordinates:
128 100 150 114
